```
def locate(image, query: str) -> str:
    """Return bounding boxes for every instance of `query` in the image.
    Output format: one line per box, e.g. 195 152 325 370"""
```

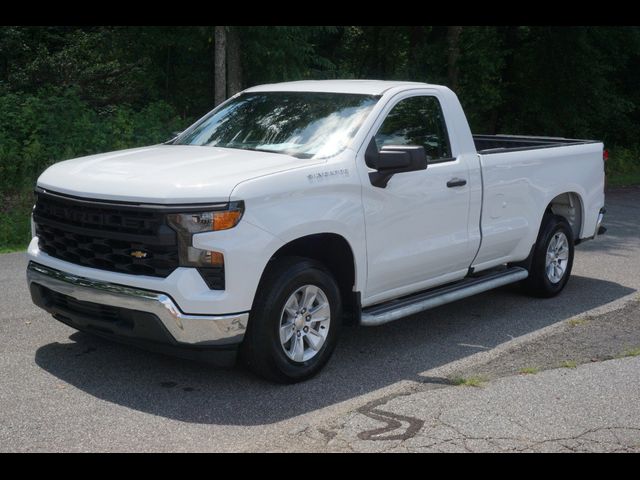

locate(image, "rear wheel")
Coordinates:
523 214 574 298
241 257 342 383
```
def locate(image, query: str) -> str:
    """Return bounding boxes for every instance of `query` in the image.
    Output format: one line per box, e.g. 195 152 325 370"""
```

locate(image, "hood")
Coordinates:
37 145 321 204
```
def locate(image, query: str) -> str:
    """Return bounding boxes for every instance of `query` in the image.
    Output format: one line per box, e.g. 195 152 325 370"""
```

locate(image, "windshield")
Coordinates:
173 92 380 159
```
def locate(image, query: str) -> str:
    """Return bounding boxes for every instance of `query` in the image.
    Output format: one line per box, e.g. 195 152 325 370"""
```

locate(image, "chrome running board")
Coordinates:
361 267 529 326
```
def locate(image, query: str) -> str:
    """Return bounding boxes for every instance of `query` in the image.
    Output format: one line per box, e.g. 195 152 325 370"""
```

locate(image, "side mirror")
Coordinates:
364 137 428 188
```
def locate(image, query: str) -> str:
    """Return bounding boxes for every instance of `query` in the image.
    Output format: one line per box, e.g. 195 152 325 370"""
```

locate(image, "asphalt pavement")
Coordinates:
1 187 639 452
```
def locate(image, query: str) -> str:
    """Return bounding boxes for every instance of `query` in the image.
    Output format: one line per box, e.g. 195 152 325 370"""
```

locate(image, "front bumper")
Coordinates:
27 261 248 354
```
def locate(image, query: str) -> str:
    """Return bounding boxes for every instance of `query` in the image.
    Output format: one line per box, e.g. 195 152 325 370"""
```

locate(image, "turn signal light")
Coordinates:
212 210 243 231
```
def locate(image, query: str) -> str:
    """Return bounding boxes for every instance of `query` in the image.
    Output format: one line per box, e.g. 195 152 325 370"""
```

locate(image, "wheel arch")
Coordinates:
257 233 360 324
512 190 584 272
546 191 585 241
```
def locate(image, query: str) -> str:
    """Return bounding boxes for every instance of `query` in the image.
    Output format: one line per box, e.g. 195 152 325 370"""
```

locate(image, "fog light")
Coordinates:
187 247 224 267
190 249 225 290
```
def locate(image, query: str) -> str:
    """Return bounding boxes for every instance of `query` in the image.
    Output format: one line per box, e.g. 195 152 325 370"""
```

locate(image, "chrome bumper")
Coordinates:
27 262 247 346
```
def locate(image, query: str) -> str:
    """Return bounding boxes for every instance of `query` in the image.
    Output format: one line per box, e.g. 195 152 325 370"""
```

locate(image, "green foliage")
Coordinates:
606 147 640 187
0 189 32 251
617 347 640 358
239 26 338 84
497 27 639 142
3 25 640 147
560 360 578 369
454 27 506 133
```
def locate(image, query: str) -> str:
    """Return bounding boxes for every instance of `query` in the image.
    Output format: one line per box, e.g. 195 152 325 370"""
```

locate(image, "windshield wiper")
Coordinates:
210 144 307 158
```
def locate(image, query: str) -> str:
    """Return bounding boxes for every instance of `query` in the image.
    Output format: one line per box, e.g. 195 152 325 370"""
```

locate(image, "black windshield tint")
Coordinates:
174 92 380 159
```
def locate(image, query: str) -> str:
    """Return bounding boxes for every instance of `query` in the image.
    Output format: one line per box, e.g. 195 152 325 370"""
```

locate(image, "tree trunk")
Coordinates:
447 26 463 90
214 26 227 106
226 26 242 97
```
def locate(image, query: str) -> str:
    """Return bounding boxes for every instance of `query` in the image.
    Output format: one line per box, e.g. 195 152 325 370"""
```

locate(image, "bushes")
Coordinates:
0 88 189 249
606 147 640 187
0 190 32 252
0 88 188 194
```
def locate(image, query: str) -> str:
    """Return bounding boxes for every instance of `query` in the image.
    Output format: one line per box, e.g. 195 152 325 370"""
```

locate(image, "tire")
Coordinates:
522 214 575 298
241 256 342 383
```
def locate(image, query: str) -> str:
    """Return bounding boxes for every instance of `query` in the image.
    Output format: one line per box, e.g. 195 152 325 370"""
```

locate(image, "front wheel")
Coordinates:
523 214 575 298
241 257 342 383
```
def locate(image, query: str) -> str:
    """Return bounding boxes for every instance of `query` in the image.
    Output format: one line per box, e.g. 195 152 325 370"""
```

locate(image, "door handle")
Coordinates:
447 178 467 188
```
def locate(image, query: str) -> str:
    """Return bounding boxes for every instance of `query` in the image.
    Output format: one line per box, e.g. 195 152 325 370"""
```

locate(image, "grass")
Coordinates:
568 316 590 327
450 375 487 387
617 347 640 358
519 367 540 375
560 360 578 369
607 172 640 187
0 246 27 254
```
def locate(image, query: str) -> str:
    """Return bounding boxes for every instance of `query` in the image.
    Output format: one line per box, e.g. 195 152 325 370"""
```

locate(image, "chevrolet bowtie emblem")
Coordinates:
130 250 149 259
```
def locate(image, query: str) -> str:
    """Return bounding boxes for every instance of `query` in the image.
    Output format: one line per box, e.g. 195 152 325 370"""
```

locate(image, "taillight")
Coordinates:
603 149 609 162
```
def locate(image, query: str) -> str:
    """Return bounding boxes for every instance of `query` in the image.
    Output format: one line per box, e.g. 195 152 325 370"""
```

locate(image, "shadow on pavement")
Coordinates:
35 274 635 426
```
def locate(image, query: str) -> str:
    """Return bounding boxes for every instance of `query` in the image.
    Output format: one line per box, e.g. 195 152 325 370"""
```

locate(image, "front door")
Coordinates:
359 93 474 304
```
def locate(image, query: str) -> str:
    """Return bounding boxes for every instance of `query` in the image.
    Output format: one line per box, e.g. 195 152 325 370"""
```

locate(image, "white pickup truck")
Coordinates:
27 80 606 382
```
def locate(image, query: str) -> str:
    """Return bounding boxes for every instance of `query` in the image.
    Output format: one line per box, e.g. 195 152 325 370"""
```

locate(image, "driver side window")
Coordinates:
375 95 452 162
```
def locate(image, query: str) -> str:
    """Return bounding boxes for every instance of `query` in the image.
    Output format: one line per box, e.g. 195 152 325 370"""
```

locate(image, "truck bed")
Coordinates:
473 134 598 154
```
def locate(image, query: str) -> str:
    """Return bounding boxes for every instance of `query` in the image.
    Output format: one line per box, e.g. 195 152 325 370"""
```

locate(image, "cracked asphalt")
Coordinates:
304 356 640 452
1 187 639 452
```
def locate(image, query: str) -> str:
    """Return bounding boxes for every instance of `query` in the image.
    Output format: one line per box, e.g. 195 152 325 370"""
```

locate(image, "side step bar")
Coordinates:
361 267 529 326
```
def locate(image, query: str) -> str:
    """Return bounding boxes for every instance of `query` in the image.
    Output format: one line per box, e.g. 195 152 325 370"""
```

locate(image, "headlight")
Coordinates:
167 201 244 269
166 202 244 234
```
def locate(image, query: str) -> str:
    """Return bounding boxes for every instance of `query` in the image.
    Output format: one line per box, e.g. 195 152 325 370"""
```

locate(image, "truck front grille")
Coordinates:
33 189 179 278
